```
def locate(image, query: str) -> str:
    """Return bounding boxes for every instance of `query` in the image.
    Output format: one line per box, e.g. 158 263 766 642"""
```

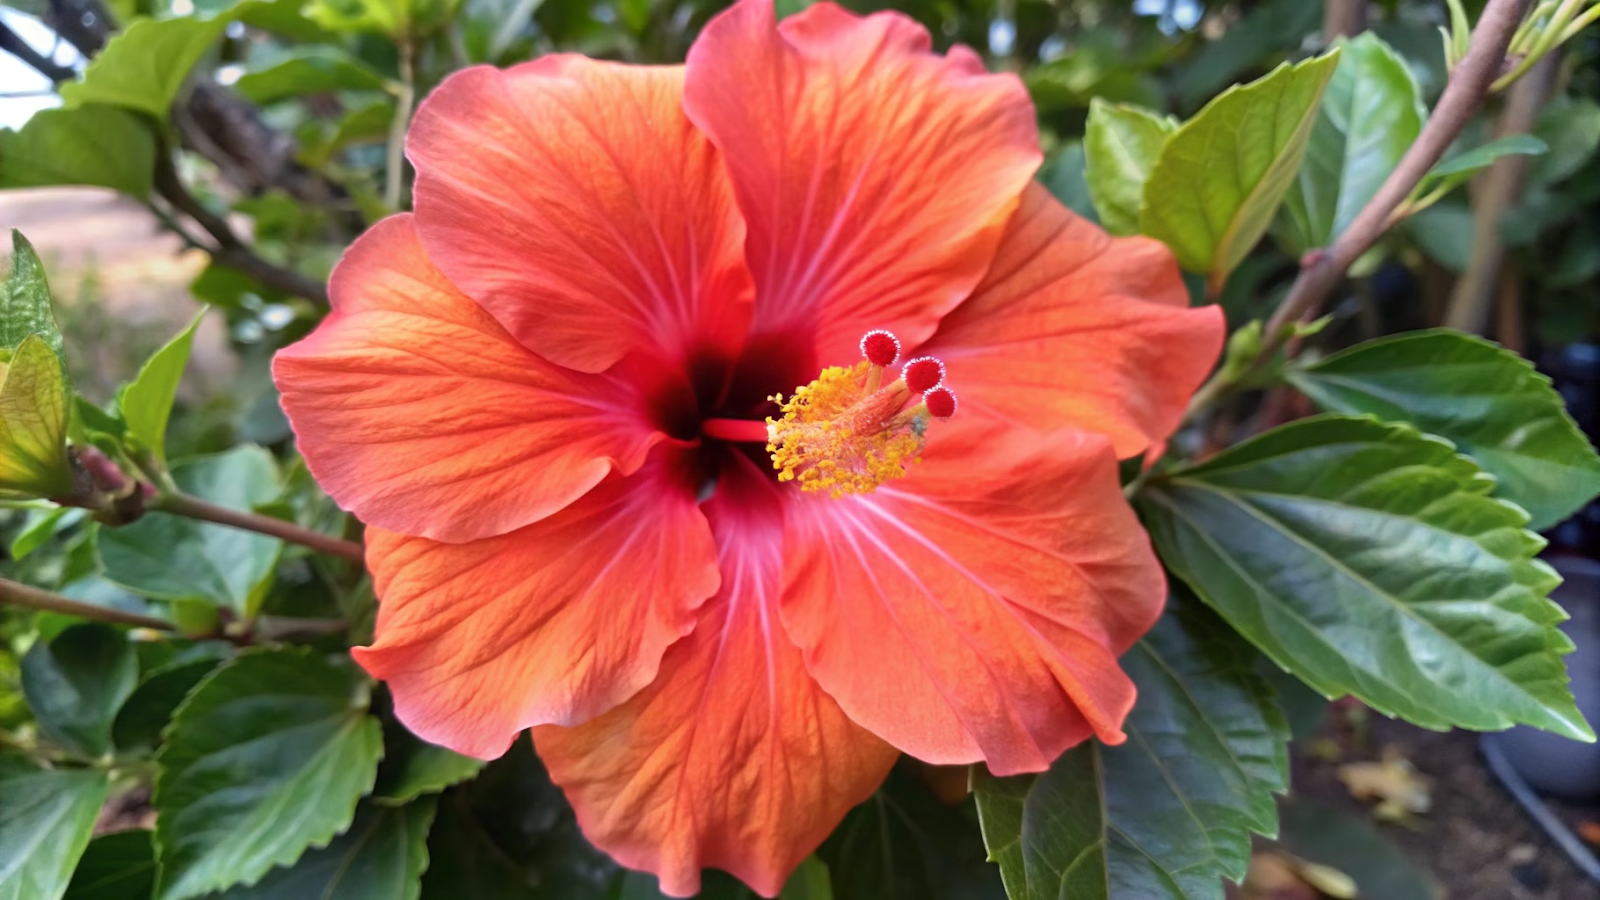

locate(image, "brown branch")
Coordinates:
0 577 174 630
152 491 365 564
0 21 76 82
1322 0 1368 42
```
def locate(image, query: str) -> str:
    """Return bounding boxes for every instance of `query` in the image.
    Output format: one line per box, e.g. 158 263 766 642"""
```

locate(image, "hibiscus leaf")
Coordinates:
1413 134 1547 205
64 831 157 900
1140 415 1592 741
118 311 205 473
1287 329 1600 530
0 105 155 199
3 230 64 357
98 445 283 615
1274 33 1425 255
971 595 1289 900
20 623 140 757
0 335 74 499
196 799 435 900
0 767 109 900
1083 99 1175 237
372 722 483 805
59 16 232 116
153 648 383 900
1140 51 1340 289
233 47 388 104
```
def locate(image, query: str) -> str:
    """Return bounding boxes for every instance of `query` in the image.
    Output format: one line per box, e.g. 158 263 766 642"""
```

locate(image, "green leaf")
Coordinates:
373 729 482 806
0 768 110 900
21 624 139 757
0 105 155 198
1140 415 1592 742
971 596 1289 900
111 655 227 750
234 48 388 104
3 230 64 357
1084 99 1176 237
153 649 383 900
99 446 283 613
65 831 157 900
59 16 230 116
0 335 73 499
1276 34 1425 255
1140 52 1341 287
119 312 204 473
1532 95 1600 185
1038 141 1098 223
1416 134 1548 202
203 799 434 900
10 507 83 560
1289 330 1600 530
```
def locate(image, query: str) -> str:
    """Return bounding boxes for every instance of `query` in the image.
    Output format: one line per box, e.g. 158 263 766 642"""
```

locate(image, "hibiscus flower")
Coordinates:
272 0 1224 893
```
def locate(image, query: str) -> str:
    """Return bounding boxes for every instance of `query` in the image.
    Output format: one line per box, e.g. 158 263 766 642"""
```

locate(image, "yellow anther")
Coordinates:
766 361 929 498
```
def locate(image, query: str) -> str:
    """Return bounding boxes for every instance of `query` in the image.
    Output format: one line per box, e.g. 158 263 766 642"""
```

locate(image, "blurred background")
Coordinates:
1 0 1598 897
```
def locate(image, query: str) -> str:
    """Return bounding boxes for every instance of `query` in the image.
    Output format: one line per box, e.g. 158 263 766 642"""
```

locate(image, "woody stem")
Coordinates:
702 418 771 443
151 491 367 564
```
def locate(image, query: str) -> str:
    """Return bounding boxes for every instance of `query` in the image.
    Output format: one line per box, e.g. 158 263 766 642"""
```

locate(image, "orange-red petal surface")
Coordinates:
919 184 1225 458
535 456 898 897
354 450 719 759
683 0 1040 366
274 215 664 542
780 423 1165 776
408 57 753 374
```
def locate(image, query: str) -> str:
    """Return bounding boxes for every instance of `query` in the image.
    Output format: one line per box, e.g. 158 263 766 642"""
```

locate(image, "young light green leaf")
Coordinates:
64 830 157 900
1141 52 1341 288
1289 330 1600 530
234 47 388 104
1413 134 1548 204
59 16 231 116
153 649 383 900
99 446 282 613
4 231 64 356
0 105 155 198
0 335 73 499
119 311 205 472
201 800 435 900
1276 34 1425 255
10 507 83 560
1140 415 1592 742
20 624 139 757
0 768 110 900
972 595 1288 900
1083 99 1175 236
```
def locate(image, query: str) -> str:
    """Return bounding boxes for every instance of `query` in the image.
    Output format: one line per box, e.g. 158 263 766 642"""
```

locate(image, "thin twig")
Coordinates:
384 40 416 211
152 491 366 563
0 577 174 630
0 21 75 82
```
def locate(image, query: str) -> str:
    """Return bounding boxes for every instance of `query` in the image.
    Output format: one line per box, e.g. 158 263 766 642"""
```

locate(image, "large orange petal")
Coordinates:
779 423 1165 776
407 58 753 375
534 456 898 897
919 184 1225 458
354 450 719 759
683 0 1040 365
274 215 667 543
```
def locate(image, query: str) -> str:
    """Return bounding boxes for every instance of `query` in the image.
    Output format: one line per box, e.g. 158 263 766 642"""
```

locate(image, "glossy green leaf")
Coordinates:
0 768 110 900
119 312 204 472
1276 34 1424 255
204 799 434 900
111 655 226 750
1141 52 1340 286
10 507 83 560
1140 415 1592 741
0 335 73 499
153 649 383 900
972 596 1289 900
373 728 482 805
234 48 388 104
59 16 231 116
64 830 157 900
21 624 139 757
1083 99 1175 237
0 105 155 198
3 231 64 357
1289 330 1600 530
1416 134 1548 202
99 446 283 613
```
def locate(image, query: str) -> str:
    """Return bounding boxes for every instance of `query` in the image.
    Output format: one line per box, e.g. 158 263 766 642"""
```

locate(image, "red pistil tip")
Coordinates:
924 387 957 420
861 330 901 367
903 357 945 393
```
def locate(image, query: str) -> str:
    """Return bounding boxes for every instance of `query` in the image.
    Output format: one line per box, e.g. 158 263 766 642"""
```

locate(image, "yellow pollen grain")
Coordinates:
766 361 927 498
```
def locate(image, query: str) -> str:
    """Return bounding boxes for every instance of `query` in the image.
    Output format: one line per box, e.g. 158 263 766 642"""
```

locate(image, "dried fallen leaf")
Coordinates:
1339 746 1432 822
1578 821 1600 848
1244 851 1359 900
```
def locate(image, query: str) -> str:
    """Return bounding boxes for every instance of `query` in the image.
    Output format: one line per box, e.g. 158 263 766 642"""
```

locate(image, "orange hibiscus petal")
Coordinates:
780 422 1165 776
683 0 1040 365
534 456 898 897
919 184 1226 458
408 57 753 374
274 215 666 542
354 449 720 759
